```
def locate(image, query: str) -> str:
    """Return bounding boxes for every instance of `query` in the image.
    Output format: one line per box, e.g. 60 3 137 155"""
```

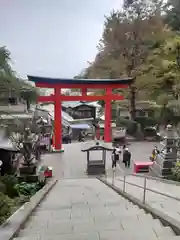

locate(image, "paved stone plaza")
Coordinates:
42 141 158 179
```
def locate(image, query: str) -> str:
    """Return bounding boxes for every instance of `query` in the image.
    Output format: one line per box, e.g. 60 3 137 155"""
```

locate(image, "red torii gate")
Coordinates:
28 76 134 152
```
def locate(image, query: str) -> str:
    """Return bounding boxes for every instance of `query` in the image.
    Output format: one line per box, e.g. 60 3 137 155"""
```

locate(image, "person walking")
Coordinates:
123 148 131 168
151 145 159 161
111 146 121 169
122 145 126 153
122 145 126 163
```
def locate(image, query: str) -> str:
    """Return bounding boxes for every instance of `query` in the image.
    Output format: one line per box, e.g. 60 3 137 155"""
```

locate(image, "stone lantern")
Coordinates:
153 124 178 177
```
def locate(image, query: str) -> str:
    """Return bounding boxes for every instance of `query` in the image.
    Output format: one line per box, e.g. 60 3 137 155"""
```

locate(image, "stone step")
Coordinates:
25 209 147 226
24 213 159 232
34 202 140 214
18 217 174 238
25 210 146 228
14 236 180 240
37 201 135 209
23 213 154 231
38 197 134 205
23 211 149 231
98 233 180 240
108 175 180 227
110 208 146 217
32 203 144 214
120 217 163 228
15 228 178 240
14 179 177 240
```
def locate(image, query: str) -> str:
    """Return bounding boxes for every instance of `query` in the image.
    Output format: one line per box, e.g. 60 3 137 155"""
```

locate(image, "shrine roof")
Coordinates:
81 141 113 152
62 101 95 108
27 75 134 85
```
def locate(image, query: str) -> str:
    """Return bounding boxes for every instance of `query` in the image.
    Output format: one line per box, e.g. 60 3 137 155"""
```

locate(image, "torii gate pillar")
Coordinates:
54 87 62 150
104 88 112 142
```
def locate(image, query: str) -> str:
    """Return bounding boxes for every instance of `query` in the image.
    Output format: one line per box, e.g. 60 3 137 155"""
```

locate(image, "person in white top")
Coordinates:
111 145 121 169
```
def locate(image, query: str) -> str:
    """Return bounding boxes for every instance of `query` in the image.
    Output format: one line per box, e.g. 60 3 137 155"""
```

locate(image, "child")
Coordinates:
151 145 159 161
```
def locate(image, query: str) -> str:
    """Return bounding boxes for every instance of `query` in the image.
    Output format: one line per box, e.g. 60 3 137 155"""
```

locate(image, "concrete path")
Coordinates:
14 179 178 240
105 175 180 222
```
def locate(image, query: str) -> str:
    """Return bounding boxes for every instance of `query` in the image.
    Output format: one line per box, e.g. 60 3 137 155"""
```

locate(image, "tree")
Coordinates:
87 0 166 119
0 46 39 106
0 46 18 92
20 85 38 111
144 34 180 97
0 46 13 75
75 0 180 126
165 0 180 31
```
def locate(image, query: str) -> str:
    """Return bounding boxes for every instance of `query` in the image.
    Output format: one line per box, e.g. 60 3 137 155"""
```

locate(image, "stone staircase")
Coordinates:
105 174 180 225
13 178 180 240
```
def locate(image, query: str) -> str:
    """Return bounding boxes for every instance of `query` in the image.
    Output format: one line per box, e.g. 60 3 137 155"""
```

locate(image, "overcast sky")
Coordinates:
0 0 122 79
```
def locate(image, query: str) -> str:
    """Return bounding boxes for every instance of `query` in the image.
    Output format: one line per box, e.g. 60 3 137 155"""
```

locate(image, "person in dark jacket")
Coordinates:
111 146 121 169
78 131 85 142
123 148 131 168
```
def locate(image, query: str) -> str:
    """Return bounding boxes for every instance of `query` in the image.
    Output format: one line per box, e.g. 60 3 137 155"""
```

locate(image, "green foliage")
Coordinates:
0 181 6 193
0 192 31 224
116 117 137 135
20 85 38 110
0 46 12 75
14 182 44 197
75 1 180 123
0 177 45 225
0 175 44 199
0 175 18 198
75 1 180 125
14 195 30 205
135 117 157 129
0 46 39 103
0 173 45 225
0 192 14 224
169 162 180 181
165 0 180 31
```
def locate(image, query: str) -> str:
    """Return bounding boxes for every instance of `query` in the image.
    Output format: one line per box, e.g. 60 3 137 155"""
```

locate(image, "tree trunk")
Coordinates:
130 86 136 121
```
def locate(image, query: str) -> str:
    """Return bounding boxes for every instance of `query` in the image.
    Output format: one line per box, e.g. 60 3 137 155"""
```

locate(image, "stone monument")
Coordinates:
151 124 178 177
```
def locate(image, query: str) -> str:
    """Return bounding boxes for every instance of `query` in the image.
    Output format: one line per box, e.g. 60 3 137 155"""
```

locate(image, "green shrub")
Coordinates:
170 162 180 181
15 182 44 197
0 175 19 198
0 192 14 224
0 181 6 193
13 195 30 205
135 117 157 129
116 117 138 135
172 116 180 126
